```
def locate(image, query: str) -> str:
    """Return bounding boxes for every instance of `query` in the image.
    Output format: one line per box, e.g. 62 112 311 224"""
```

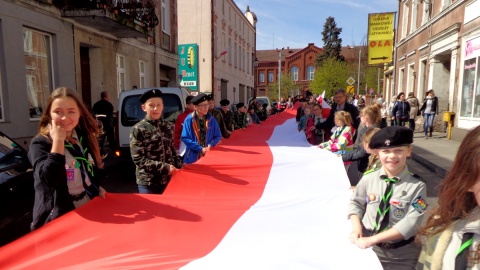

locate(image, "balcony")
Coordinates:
56 0 159 38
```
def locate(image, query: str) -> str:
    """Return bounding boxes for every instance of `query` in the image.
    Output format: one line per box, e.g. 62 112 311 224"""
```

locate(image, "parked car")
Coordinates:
0 130 34 246
116 87 189 160
247 96 272 115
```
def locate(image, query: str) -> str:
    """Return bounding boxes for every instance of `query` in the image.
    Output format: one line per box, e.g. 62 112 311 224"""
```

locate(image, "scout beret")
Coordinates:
236 102 244 109
138 89 163 104
220 99 230 106
206 94 214 101
369 126 413 149
191 93 208 105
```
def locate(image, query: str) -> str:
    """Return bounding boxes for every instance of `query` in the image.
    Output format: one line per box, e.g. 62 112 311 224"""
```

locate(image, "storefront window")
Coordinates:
461 58 476 117
23 28 53 119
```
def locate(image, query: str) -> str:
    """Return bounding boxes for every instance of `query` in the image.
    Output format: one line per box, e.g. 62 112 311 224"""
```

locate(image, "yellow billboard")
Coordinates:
367 12 395 65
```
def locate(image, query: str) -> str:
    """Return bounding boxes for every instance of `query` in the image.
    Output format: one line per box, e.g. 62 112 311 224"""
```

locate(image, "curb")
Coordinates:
410 152 447 179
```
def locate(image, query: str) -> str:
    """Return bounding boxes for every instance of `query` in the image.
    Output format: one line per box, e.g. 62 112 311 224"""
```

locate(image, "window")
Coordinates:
291 66 299 81
410 1 418 33
117 54 126 97
442 0 452 10
161 0 170 34
0 67 3 121
306 66 315 80
461 58 480 117
23 28 53 119
398 67 405 95
401 1 409 39
121 93 183 127
234 42 238 68
259 72 265 83
407 64 415 93
139 61 146 88
421 1 430 25
268 71 274 82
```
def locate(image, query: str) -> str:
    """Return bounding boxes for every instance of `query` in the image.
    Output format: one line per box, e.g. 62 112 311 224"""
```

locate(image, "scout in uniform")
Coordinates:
233 102 248 130
348 126 427 270
181 93 222 164
207 94 231 139
219 99 235 132
130 89 183 194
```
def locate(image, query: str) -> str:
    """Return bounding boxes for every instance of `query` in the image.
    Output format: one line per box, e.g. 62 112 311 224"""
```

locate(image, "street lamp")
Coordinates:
278 48 284 102
357 48 361 96
350 46 361 96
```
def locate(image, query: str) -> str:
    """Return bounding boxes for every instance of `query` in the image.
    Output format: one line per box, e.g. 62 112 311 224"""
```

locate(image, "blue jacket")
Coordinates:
181 112 222 164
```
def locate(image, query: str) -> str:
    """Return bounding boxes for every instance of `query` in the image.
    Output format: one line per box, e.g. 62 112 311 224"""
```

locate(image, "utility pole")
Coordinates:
278 49 282 101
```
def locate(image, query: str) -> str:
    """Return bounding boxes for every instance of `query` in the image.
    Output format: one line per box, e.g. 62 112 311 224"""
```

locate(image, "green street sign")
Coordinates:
178 44 199 91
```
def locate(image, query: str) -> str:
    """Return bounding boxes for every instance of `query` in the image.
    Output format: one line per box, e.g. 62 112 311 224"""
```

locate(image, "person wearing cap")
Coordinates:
174 95 194 152
207 94 231 139
219 99 235 133
348 126 427 269
181 93 222 164
130 89 183 194
233 103 248 130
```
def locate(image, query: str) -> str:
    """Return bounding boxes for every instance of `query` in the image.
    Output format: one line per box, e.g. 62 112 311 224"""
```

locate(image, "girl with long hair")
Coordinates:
417 125 480 269
28 87 106 230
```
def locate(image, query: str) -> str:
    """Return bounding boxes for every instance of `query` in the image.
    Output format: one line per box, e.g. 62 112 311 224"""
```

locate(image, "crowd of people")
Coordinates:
27 86 479 269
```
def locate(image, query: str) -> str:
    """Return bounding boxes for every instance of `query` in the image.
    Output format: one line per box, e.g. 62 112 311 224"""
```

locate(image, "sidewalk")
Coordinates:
410 131 461 179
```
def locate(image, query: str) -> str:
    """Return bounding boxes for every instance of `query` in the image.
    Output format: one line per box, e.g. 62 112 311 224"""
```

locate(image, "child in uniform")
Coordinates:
130 89 183 194
348 126 427 269
363 127 382 172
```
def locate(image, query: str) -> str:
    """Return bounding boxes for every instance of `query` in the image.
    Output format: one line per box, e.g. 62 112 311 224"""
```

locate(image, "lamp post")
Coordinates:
278 50 282 102
357 48 361 96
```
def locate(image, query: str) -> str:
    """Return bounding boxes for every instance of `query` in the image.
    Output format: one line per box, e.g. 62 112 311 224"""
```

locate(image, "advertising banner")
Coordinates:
367 13 395 65
178 44 199 91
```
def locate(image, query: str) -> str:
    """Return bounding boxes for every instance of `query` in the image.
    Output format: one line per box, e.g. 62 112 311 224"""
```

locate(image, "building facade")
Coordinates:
0 0 179 144
177 0 256 105
255 44 322 100
394 0 480 141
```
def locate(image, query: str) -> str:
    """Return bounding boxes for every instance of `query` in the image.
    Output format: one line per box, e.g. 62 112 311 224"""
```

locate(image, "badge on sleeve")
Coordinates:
412 196 427 214
66 168 75 182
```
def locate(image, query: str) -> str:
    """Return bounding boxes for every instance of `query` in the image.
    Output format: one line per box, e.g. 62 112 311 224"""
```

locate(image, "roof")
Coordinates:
255 44 366 63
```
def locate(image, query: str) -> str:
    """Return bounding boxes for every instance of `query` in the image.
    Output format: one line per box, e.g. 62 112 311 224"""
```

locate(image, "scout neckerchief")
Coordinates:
455 232 474 270
64 134 99 197
332 125 347 141
192 111 208 147
372 175 399 235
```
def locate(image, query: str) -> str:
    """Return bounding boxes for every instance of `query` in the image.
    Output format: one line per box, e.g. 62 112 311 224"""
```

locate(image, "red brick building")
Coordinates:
255 43 359 100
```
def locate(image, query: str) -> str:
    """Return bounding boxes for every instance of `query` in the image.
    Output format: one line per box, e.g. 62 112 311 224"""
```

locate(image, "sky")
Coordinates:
234 0 399 50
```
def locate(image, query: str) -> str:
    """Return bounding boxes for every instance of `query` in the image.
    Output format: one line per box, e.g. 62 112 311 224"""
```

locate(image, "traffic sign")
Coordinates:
346 77 355 85
346 86 355 94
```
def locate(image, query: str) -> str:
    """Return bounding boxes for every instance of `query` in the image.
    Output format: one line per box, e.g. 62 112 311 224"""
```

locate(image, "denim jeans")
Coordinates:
138 184 167 194
423 113 435 134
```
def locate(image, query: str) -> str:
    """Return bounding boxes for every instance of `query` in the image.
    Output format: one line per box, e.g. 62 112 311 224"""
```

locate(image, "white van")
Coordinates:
116 87 189 159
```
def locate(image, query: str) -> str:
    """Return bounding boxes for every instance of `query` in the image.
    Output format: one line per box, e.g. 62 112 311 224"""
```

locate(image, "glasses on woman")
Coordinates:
197 104 209 108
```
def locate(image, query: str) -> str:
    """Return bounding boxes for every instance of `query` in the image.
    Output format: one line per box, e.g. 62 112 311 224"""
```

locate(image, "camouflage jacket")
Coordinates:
233 111 247 129
210 108 230 138
130 117 183 186
220 109 235 132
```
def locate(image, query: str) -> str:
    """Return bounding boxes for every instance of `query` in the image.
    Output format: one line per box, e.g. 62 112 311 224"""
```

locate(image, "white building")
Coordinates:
178 0 257 105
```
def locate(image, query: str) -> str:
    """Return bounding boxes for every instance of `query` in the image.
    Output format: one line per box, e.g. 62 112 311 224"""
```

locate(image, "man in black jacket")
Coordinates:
315 89 360 137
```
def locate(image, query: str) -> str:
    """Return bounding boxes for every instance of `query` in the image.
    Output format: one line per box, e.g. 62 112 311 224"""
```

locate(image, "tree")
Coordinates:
316 16 345 66
268 73 296 102
309 57 349 98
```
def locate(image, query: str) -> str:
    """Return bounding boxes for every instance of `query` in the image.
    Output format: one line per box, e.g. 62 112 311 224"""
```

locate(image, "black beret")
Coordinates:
236 102 244 109
138 89 163 104
191 93 208 105
299 98 307 102
206 94 214 101
369 126 413 149
220 99 230 106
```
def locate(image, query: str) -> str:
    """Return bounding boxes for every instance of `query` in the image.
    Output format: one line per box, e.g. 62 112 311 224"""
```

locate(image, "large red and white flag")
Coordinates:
0 109 381 269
